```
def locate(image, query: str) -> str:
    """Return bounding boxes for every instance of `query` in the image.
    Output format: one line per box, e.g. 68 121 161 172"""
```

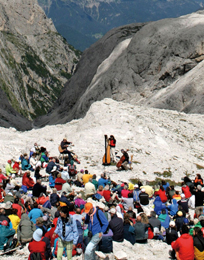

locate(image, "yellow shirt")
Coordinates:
9 214 20 233
82 174 93 184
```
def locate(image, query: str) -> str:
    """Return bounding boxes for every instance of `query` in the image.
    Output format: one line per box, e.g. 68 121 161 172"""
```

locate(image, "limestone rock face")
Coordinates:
35 11 204 127
0 0 80 123
0 88 32 131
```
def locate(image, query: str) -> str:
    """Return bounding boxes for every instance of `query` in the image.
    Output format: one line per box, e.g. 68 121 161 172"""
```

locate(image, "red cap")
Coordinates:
121 183 125 187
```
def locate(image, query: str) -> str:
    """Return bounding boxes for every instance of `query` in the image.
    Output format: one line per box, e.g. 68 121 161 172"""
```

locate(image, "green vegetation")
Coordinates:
60 70 72 79
154 168 172 178
130 177 181 187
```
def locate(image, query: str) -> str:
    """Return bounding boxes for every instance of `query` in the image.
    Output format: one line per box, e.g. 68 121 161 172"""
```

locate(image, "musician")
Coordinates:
120 149 130 170
60 138 72 161
109 135 116 162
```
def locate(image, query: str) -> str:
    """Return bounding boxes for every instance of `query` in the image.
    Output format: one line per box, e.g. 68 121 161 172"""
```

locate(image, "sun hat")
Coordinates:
33 228 43 241
84 202 93 213
5 201 12 209
97 202 105 210
109 208 116 214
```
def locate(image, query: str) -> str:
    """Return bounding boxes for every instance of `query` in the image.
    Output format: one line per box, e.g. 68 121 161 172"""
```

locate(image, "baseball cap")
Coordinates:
84 202 93 213
134 184 139 188
181 193 185 198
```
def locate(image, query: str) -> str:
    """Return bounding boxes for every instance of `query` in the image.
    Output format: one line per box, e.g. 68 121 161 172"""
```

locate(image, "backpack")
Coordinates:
68 165 77 176
96 208 109 234
4 237 18 252
30 252 42 260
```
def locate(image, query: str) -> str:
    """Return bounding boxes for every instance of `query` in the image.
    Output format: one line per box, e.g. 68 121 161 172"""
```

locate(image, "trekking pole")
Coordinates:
82 221 85 260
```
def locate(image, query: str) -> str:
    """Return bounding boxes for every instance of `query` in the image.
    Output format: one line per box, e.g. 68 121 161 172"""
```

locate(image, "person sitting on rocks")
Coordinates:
59 138 73 161
22 171 35 190
5 160 16 176
84 178 96 199
33 179 47 198
68 160 77 178
17 209 36 245
134 214 149 244
54 173 66 191
21 153 34 171
0 219 15 250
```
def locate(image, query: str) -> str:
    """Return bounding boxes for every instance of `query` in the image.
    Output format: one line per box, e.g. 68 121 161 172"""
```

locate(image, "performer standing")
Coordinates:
109 135 116 162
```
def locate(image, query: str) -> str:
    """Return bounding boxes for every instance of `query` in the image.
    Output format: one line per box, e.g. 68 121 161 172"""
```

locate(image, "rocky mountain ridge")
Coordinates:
35 11 204 127
0 0 80 129
38 0 204 50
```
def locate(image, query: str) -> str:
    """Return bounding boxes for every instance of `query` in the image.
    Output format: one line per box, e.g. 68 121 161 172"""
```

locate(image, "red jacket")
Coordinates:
54 178 66 191
103 190 111 202
12 203 22 219
158 189 167 203
171 233 194 260
22 173 34 188
182 186 191 199
28 239 46 260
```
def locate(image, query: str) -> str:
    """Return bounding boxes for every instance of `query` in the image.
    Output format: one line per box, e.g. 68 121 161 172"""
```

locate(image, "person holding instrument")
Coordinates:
60 138 73 161
116 149 129 170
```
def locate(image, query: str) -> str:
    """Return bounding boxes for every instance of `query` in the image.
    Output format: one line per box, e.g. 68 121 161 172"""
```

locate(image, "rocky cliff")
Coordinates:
0 0 80 126
34 11 204 127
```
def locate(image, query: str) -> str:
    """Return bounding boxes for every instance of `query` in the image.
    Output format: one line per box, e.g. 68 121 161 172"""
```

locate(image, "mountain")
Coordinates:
0 88 32 131
38 0 204 50
34 11 204 127
0 0 80 126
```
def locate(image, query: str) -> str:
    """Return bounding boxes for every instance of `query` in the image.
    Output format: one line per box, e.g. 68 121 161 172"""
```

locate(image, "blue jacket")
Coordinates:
21 158 32 171
158 209 170 229
0 225 15 250
98 178 109 188
49 175 55 188
163 182 170 191
85 208 109 236
28 208 43 224
55 216 79 245
154 196 166 215
133 188 140 202
167 199 178 216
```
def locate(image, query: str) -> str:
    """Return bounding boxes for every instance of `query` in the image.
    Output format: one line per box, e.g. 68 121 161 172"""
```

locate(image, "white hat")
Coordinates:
5 201 12 209
11 174 15 178
0 203 6 209
97 202 105 210
33 228 43 241
169 220 175 227
141 188 145 192
109 208 116 214
134 184 139 188
181 193 185 198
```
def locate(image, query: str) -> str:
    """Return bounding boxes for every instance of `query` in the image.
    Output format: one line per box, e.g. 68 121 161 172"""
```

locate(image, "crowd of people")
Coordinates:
0 140 204 260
